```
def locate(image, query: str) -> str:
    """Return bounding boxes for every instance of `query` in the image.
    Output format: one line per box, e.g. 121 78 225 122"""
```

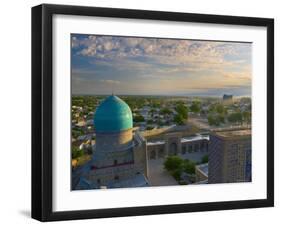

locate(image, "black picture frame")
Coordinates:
32 4 274 222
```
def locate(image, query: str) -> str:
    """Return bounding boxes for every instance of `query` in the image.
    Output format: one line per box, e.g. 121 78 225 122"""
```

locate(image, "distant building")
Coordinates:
139 106 151 120
75 95 149 190
76 120 86 127
222 94 233 105
208 129 252 184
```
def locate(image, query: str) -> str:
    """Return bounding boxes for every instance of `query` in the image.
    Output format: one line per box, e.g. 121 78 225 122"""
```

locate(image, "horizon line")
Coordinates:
71 93 252 98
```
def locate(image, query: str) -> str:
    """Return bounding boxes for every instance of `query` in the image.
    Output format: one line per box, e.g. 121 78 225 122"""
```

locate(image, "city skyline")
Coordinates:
71 34 252 97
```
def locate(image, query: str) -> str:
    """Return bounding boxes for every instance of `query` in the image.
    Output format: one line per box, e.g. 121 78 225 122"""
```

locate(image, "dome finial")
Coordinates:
111 82 114 96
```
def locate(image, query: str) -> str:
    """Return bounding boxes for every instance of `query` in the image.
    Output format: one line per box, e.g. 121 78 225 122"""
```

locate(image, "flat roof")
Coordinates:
147 134 209 146
181 134 209 143
196 163 208 176
147 140 165 146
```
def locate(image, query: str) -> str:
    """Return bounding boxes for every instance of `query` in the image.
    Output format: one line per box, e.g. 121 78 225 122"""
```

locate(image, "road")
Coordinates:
189 116 211 130
189 116 251 131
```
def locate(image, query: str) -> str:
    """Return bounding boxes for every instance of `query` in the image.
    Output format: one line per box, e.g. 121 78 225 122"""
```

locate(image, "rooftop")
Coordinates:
196 163 208 176
147 140 165 146
75 174 149 190
181 134 209 143
147 134 209 146
214 129 251 139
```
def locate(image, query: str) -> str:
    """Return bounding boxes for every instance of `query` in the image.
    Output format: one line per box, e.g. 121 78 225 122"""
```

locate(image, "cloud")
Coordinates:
99 79 121 85
71 34 252 96
72 35 252 76
72 35 247 62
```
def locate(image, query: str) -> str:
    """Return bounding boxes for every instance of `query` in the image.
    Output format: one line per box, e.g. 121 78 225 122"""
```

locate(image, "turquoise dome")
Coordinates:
94 95 133 132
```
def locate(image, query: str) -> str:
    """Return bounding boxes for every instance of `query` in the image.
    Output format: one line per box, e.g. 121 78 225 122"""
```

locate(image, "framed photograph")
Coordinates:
32 4 274 221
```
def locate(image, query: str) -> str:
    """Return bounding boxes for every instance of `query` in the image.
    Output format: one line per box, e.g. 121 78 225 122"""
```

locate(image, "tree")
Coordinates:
146 126 154 130
151 100 161 108
72 146 84 159
228 112 243 124
174 114 184 125
175 104 188 120
216 104 225 114
72 128 83 138
201 155 208 163
218 114 225 124
149 108 156 116
207 114 220 126
172 169 182 181
183 159 195 174
208 104 216 113
242 111 251 124
190 101 201 114
147 119 153 124
134 114 145 122
160 108 172 115
164 156 184 172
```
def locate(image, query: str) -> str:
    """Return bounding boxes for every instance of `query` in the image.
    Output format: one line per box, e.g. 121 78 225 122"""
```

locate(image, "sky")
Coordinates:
71 34 252 97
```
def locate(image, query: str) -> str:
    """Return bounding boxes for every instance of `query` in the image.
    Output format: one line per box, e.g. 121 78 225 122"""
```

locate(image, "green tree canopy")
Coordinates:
242 111 251 123
146 126 154 130
134 114 145 122
215 104 225 114
183 159 195 174
72 146 84 159
201 155 208 164
207 114 220 126
228 112 243 124
72 128 84 138
164 156 184 171
175 104 188 119
149 108 156 115
172 169 182 181
174 114 184 125
190 101 201 113
218 114 225 124
160 108 172 115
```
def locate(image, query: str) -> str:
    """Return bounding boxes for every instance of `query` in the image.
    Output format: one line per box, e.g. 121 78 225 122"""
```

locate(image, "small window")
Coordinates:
97 179 101 184
114 159 118 165
114 175 119 180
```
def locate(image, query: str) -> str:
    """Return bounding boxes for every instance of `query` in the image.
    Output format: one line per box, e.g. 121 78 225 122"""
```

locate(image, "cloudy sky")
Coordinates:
71 34 252 97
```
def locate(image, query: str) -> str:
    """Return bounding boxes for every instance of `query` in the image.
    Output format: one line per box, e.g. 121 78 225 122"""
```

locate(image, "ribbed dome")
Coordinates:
94 95 133 132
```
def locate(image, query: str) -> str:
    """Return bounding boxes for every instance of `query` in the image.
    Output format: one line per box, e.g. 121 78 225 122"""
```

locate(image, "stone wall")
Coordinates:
95 128 133 152
88 131 148 187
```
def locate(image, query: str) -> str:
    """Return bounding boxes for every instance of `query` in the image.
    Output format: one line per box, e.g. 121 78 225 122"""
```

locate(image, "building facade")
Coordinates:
222 94 233 105
208 129 252 184
147 132 209 160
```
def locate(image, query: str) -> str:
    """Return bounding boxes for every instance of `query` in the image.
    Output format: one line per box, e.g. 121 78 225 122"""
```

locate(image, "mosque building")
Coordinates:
74 95 210 190
76 95 149 189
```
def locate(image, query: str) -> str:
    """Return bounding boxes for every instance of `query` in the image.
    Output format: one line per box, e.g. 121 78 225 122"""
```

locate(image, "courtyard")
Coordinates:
147 151 207 186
